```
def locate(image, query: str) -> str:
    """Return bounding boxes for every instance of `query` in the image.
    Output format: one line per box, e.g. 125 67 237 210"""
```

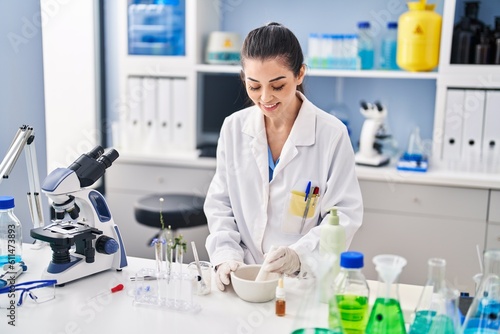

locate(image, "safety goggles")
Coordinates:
0 280 57 307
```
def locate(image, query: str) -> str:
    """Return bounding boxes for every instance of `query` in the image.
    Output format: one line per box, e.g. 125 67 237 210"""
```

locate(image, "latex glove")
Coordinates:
215 260 244 291
263 246 301 276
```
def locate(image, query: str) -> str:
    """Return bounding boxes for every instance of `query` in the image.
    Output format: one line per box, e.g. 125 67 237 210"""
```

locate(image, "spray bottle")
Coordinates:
319 207 346 303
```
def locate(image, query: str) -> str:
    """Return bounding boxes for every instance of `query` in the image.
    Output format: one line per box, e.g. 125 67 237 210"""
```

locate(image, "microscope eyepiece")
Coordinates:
97 149 119 169
68 146 120 188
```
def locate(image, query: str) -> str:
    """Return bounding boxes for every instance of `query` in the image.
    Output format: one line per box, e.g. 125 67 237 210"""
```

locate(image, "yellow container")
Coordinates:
397 0 442 72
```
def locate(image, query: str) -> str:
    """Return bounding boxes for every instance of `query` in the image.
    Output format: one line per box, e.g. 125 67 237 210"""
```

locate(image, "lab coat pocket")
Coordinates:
282 190 318 234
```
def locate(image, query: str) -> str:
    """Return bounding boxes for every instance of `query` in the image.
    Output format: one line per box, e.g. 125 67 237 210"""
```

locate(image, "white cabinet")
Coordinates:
350 180 488 294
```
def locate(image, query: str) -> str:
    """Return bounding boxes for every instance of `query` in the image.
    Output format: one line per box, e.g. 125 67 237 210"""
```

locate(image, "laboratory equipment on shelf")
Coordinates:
354 101 391 167
397 0 442 72
365 254 407 334
127 0 185 56
379 22 399 70
409 258 448 334
205 31 241 64
30 146 128 285
333 251 370 334
462 249 500 334
0 196 23 266
397 127 429 172
450 1 485 64
357 21 374 70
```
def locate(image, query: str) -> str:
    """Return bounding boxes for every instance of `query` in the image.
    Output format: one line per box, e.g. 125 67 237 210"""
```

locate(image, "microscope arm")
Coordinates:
0 125 45 229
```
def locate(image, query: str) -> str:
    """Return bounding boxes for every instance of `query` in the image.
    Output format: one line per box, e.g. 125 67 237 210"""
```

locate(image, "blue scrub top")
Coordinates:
268 146 280 182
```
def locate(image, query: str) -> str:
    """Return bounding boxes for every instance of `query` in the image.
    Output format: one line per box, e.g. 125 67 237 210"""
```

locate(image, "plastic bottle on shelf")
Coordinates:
0 196 23 266
332 251 370 334
397 0 442 72
474 28 493 64
379 22 399 70
450 1 485 64
319 207 346 302
357 21 374 70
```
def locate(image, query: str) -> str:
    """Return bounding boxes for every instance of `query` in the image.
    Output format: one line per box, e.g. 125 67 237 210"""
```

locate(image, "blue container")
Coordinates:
380 22 399 70
128 0 185 56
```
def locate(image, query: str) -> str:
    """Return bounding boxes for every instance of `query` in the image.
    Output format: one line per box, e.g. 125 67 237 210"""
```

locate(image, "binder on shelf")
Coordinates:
461 90 485 171
172 78 189 148
442 89 465 164
157 78 173 147
126 76 143 152
483 91 500 173
142 77 158 152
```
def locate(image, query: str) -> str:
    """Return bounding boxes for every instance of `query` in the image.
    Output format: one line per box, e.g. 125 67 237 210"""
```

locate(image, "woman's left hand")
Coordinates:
263 246 300 276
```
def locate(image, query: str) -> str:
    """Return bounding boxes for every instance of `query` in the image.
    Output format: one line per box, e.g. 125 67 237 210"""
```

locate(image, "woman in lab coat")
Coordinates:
204 22 363 291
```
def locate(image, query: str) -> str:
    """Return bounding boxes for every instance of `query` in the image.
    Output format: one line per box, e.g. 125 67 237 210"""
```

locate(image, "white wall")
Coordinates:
0 0 49 242
41 0 100 173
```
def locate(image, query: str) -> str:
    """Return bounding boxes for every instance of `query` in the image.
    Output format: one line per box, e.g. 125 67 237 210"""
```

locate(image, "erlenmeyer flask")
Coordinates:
365 254 407 334
427 286 462 334
409 258 447 334
462 249 500 334
291 254 344 334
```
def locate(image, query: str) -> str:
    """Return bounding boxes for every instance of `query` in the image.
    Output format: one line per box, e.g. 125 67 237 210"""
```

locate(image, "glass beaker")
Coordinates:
462 249 500 334
365 254 407 334
409 258 448 334
290 254 344 334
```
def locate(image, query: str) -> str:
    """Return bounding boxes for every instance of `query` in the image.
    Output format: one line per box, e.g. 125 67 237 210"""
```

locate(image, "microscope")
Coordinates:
355 101 391 167
31 146 127 285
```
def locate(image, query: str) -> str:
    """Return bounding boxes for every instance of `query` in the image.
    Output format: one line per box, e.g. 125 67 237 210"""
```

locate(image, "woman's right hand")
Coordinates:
215 260 244 291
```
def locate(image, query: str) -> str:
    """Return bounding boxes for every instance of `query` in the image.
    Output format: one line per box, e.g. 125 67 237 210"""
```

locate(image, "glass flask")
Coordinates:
409 258 447 334
427 286 462 334
462 249 500 334
365 254 407 334
291 254 344 334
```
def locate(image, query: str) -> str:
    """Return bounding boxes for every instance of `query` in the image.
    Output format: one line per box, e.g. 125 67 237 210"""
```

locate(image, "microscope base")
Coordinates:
355 153 390 167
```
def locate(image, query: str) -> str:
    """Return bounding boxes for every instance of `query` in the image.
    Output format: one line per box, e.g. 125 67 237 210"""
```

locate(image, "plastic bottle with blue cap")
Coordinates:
332 251 370 333
0 196 23 266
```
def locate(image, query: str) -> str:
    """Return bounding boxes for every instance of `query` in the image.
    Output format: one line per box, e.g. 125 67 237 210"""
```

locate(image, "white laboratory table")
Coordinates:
1 244 422 333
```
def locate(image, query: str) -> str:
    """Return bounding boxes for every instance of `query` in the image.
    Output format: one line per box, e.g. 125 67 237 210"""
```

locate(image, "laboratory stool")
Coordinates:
134 194 209 263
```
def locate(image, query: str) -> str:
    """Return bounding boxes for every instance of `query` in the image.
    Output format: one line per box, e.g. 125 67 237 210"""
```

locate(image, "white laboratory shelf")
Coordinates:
356 163 500 190
115 151 217 169
196 63 440 79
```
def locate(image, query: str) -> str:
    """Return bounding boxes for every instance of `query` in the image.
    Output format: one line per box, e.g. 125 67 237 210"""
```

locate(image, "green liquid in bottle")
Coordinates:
333 295 369 334
365 297 406 334
291 328 342 334
409 310 437 334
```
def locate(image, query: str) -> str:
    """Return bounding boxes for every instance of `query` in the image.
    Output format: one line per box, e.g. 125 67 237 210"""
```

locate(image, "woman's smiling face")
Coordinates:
243 58 304 120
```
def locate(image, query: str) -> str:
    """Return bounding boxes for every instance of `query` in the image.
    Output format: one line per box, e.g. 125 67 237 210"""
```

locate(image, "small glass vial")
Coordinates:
0 196 23 266
275 277 286 316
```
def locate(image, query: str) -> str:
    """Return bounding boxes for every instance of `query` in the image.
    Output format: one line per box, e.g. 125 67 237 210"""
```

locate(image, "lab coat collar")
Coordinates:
241 91 316 146
241 91 317 184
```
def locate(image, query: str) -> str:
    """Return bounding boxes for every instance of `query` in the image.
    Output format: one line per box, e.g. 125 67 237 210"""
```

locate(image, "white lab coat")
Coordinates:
204 91 363 270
